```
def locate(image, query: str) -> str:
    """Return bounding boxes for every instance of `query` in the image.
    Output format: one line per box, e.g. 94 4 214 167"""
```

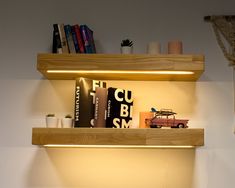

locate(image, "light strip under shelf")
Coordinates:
47 70 194 75
43 144 195 149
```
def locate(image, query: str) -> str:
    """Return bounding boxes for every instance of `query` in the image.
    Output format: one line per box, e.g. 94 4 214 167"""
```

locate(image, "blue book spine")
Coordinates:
87 27 96 53
64 25 76 53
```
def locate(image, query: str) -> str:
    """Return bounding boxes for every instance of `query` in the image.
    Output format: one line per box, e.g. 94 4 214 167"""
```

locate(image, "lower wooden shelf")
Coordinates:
32 128 204 148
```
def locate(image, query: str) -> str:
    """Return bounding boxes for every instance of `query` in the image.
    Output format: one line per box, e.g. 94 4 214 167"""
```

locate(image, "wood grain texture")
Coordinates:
37 53 205 81
32 128 204 146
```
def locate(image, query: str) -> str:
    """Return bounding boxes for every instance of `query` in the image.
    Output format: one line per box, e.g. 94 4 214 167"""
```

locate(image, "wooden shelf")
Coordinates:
32 128 204 147
37 53 205 81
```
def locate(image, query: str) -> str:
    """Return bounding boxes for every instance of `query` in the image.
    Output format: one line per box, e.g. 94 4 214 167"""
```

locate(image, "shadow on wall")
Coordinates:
26 148 195 188
29 80 75 116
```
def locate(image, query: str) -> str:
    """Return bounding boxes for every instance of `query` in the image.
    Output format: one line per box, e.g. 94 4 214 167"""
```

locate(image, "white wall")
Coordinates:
1 0 235 187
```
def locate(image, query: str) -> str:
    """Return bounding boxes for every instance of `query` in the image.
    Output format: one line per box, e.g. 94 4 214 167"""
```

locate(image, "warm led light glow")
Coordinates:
43 144 195 149
47 70 194 75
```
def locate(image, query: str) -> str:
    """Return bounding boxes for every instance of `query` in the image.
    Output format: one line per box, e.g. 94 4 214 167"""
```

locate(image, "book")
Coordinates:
86 26 96 53
71 25 80 53
74 77 107 127
106 87 133 128
73 24 85 53
52 29 57 53
53 24 62 53
58 23 69 53
94 87 108 128
64 25 76 53
80 25 93 53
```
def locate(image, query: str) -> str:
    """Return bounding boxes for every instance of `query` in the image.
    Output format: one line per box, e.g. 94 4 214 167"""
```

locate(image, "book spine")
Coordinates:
80 25 93 53
71 25 80 53
64 25 76 53
74 77 107 128
87 27 96 53
52 29 57 53
58 23 69 53
53 24 62 53
106 87 133 128
94 87 108 128
74 24 85 53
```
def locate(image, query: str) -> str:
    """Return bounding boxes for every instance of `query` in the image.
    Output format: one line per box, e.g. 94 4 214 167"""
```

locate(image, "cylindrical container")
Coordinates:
46 117 59 128
121 46 133 54
147 42 161 54
168 40 183 54
61 118 73 128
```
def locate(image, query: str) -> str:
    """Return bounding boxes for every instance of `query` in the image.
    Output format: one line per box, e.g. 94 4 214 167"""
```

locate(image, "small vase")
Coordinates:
46 117 59 128
61 118 73 128
121 46 133 54
168 40 183 54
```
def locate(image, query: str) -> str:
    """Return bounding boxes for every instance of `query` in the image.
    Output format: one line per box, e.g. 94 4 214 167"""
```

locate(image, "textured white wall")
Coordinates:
1 0 235 188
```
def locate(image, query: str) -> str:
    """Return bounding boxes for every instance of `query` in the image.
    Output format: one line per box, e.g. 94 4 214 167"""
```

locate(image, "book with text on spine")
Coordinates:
94 87 108 128
71 25 80 53
58 23 69 53
74 24 85 53
106 87 133 128
80 25 94 53
53 24 62 53
64 25 76 53
74 77 107 127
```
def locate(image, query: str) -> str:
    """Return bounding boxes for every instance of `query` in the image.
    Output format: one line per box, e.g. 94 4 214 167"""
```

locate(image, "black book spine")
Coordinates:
106 87 133 128
74 77 106 127
53 24 62 53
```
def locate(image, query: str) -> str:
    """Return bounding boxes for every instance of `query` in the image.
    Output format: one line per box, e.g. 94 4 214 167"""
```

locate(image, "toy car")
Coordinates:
145 108 189 128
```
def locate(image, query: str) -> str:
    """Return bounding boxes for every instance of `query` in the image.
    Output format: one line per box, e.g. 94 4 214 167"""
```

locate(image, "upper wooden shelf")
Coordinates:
32 128 204 147
37 53 205 81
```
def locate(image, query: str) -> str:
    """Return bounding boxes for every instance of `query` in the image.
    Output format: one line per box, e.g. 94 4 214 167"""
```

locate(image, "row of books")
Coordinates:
74 77 133 128
53 24 96 54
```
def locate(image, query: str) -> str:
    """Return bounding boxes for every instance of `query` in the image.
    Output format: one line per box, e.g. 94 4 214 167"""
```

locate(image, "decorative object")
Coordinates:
168 40 183 54
147 42 161 54
46 114 59 128
121 39 133 54
204 15 235 66
205 15 235 120
145 108 189 128
61 114 73 128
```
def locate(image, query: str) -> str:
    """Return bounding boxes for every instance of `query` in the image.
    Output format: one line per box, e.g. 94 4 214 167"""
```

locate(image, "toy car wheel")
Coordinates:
177 123 184 128
150 124 157 128
157 125 162 128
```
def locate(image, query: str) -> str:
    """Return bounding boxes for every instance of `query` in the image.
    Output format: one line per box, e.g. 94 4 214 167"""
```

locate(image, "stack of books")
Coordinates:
52 24 96 54
74 77 134 128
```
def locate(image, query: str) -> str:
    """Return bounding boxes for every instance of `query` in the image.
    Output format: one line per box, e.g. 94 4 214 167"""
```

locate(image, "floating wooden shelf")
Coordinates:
37 53 205 81
32 128 204 147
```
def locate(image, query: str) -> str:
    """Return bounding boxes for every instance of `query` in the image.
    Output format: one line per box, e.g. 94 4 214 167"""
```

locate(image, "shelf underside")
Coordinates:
37 54 205 81
32 128 204 147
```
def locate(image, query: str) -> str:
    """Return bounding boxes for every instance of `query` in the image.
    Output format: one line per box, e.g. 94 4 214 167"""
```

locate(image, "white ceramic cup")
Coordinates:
147 42 161 54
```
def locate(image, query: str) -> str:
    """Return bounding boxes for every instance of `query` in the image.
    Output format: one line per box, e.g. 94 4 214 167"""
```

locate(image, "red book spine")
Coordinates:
74 24 85 53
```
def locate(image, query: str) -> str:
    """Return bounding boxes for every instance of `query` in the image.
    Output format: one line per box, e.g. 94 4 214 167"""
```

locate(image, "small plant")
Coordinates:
65 114 72 118
46 114 55 117
121 39 133 47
